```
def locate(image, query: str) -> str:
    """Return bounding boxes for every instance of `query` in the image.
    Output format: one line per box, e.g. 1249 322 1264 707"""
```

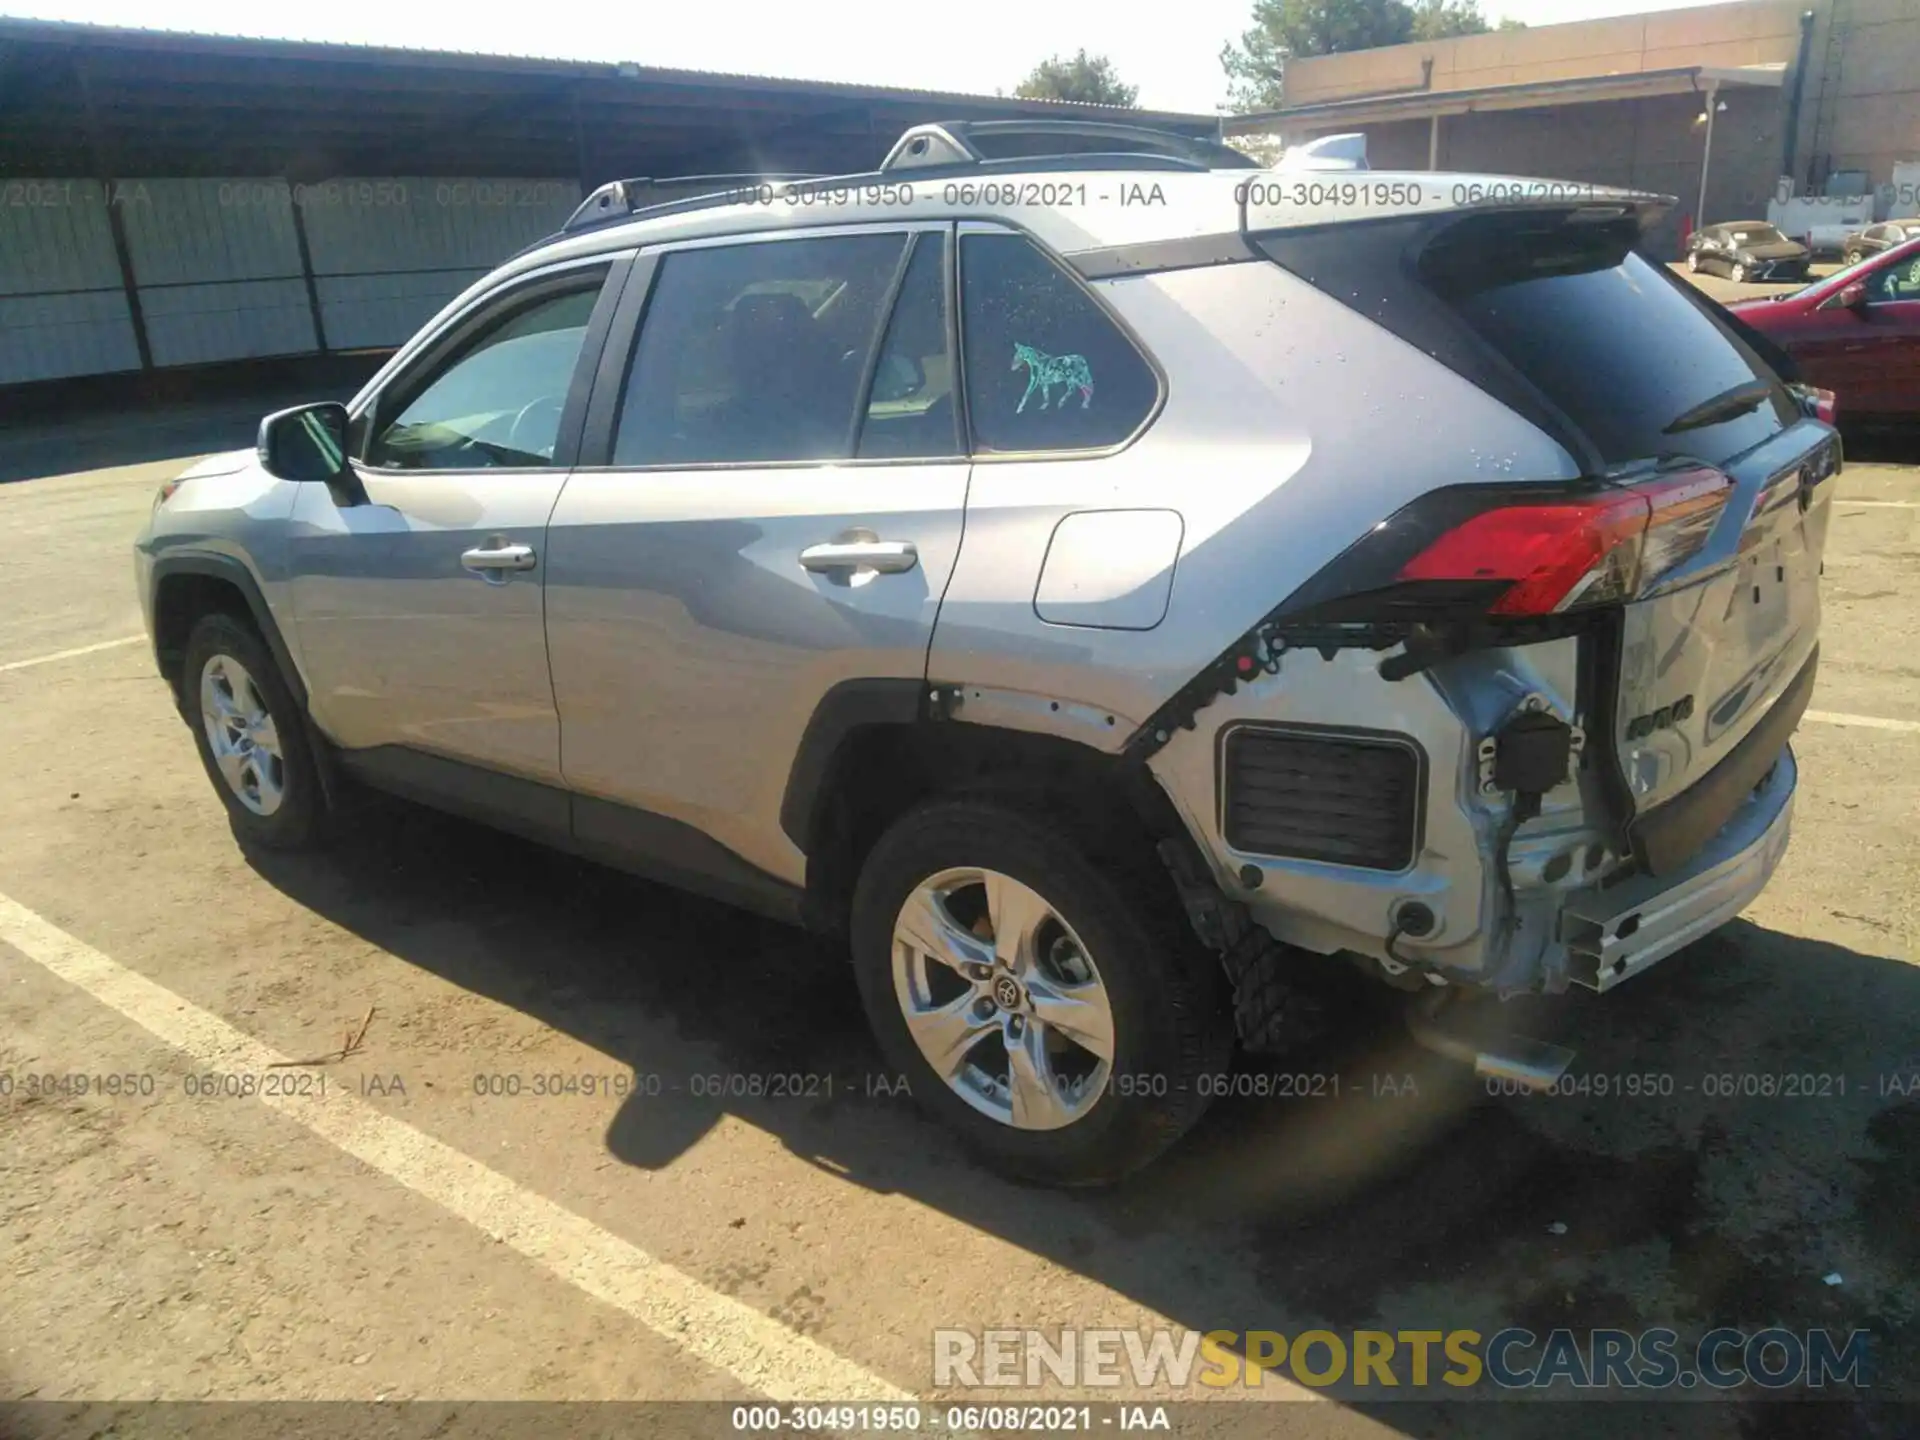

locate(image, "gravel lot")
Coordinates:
0 331 1915 1439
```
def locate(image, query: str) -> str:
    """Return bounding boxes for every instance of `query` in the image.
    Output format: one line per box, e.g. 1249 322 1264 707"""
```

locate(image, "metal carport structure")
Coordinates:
0 18 1220 389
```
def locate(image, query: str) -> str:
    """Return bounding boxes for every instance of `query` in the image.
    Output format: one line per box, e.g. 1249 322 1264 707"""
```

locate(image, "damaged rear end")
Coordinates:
1143 190 1836 1011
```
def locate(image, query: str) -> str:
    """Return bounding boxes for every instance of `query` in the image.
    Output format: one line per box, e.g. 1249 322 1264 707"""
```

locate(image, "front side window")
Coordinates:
1867 252 1920 302
959 232 1157 454
366 279 603 470
614 232 909 466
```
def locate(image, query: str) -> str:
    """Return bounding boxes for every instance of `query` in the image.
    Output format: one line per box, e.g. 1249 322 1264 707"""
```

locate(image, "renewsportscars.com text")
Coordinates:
933 1326 1872 1393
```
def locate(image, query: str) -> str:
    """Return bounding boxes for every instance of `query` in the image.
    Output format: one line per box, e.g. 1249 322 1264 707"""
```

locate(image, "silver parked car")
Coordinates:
136 121 1836 1185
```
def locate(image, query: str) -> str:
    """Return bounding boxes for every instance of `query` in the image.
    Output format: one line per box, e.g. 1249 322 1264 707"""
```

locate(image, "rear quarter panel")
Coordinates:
927 258 1581 741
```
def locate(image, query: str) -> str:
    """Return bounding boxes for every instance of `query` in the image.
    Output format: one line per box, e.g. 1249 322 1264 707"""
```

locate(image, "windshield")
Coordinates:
1730 226 1790 246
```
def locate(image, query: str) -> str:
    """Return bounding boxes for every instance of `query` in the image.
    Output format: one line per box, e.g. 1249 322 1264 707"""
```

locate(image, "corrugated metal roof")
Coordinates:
0 16 1217 127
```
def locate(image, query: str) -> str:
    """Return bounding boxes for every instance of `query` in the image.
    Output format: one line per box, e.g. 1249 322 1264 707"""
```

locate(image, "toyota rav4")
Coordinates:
135 121 1836 1186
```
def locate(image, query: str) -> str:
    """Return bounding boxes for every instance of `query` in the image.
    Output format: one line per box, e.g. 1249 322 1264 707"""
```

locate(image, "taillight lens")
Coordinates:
1391 468 1733 617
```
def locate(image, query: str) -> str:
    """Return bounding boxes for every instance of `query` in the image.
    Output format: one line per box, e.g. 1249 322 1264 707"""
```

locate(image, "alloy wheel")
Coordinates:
199 653 286 816
890 867 1115 1130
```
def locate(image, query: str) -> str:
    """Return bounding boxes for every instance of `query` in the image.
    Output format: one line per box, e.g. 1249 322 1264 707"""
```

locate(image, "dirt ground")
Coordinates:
0 352 1915 1440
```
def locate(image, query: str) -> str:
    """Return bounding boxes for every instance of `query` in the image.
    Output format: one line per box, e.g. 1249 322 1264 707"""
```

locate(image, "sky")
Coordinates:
6 0 1744 114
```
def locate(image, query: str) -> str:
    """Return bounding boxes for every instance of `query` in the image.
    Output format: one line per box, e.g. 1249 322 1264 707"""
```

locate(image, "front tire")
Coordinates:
1845 248 1863 266
1685 250 1701 273
849 798 1231 1186
181 612 324 851
1730 260 1750 283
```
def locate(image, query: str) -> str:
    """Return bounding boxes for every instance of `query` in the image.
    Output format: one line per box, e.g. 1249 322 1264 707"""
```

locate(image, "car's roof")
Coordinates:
495 164 1669 289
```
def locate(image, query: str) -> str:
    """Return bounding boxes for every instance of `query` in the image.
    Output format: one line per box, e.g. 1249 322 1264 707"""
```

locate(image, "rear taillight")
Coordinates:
1392 468 1731 617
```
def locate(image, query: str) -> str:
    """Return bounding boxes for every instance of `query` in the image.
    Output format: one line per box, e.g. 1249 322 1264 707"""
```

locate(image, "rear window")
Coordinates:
1419 215 1794 467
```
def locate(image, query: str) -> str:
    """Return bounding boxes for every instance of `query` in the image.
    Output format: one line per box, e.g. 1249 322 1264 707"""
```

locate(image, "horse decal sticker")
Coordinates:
1011 342 1094 414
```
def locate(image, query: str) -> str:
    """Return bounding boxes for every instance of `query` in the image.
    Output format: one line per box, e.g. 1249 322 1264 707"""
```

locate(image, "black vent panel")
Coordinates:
1222 727 1422 871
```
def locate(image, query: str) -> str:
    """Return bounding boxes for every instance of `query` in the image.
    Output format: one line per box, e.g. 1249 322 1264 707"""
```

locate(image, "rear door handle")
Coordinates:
461 542 537 574
798 540 918 574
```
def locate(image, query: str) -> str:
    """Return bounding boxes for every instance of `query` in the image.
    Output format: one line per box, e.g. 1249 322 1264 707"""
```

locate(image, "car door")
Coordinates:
543 224 968 888
1856 248 1920 416
286 254 630 793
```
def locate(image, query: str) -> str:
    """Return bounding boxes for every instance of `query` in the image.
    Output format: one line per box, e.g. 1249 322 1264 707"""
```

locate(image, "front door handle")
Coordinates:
461 542 537 574
798 539 918 575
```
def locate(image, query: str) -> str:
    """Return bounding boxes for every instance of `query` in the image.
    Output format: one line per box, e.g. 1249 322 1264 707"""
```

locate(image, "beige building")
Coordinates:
1225 0 1920 255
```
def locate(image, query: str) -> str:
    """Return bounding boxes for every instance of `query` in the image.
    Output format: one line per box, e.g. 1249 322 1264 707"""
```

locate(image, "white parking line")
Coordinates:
0 890 913 1405
0 635 144 673
1832 500 1919 508
1804 709 1920 735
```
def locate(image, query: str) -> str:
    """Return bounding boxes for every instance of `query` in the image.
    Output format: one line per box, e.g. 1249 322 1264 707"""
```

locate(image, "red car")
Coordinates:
1728 235 1920 424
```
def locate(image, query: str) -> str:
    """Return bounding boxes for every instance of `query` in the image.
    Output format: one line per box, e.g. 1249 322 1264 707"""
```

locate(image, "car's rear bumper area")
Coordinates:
1627 645 1816 875
1560 745 1796 992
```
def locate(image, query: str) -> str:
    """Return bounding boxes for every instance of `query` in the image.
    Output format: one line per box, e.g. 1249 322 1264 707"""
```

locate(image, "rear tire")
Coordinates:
181 612 324 851
849 798 1231 1187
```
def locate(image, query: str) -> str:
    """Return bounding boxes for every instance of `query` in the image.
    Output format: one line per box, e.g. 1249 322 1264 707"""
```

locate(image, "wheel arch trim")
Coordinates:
779 677 929 851
150 551 309 711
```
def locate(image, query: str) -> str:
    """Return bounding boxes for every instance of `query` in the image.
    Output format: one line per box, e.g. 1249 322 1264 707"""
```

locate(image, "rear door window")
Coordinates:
613 232 908 466
857 232 959 460
958 231 1158 454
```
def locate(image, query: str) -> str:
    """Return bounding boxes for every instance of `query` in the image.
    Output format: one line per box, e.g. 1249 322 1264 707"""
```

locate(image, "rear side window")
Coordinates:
959 232 1157 454
614 232 908 466
1419 216 1793 467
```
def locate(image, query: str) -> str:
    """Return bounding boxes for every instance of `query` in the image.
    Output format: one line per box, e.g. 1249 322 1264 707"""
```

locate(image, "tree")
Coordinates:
1013 50 1140 107
1227 133 1286 166
1221 0 1496 111
1410 0 1495 39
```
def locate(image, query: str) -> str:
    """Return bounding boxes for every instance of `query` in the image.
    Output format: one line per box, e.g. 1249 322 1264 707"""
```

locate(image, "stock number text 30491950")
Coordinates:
1235 179 1425 211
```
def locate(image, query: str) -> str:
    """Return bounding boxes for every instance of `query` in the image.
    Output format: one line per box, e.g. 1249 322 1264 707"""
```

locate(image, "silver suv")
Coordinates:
135 121 1836 1185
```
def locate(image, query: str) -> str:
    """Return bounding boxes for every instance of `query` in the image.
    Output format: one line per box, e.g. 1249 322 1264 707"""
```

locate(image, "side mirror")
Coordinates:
1836 281 1868 312
258 402 365 506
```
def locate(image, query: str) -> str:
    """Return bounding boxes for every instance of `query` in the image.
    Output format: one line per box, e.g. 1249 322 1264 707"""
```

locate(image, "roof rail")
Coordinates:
563 171 822 234
547 121 1257 245
880 119 1258 173
1273 133 1369 173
